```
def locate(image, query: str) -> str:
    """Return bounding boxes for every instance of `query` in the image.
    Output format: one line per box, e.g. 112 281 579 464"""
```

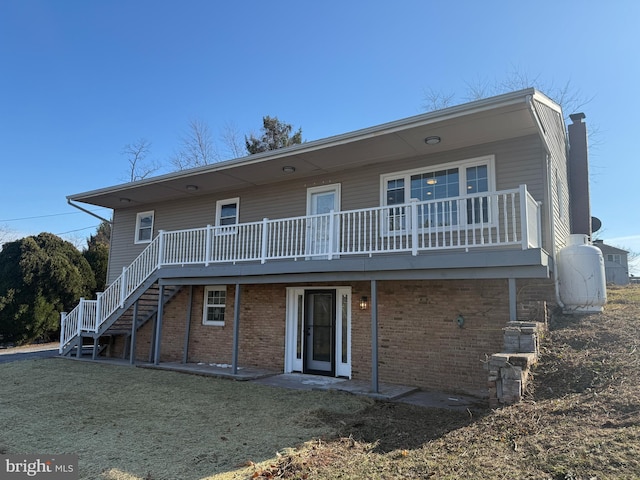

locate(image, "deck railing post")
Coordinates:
76 298 85 358
410 199 418 255
157 230 165 267
260 218 269 264
59 312 67 354
205 224 212 266
95 292 103 332
328 210 335 260
536 201 543 248
519 184 529 250
78 298 85 334
120 267 127 308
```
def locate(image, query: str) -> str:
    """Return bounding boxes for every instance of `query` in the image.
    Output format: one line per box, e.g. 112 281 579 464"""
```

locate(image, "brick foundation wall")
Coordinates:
120 277 554 397
373 279 510 397
153 284 287 370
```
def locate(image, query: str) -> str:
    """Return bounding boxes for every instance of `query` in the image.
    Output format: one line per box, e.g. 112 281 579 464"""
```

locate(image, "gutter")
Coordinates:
526 94 565 309
67 199 112 224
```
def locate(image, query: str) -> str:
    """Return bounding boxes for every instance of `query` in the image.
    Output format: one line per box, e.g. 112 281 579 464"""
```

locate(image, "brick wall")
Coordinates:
153 284 288 370
354 279 512 397
121 277 553 397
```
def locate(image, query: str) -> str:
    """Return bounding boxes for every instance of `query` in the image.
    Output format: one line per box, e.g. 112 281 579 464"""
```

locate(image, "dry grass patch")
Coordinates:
0 360 370 479
233 285 640 480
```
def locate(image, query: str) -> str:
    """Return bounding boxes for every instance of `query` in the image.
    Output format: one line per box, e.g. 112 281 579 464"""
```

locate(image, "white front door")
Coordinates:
306 184 341 258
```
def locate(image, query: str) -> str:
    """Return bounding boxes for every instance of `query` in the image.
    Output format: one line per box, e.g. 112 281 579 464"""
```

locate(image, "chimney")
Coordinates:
567 113 591 237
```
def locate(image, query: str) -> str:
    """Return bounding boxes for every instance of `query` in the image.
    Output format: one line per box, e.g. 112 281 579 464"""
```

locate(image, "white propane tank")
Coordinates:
558 234 607 313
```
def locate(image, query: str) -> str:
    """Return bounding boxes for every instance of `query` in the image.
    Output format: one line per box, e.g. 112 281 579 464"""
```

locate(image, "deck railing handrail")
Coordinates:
60 185 540 353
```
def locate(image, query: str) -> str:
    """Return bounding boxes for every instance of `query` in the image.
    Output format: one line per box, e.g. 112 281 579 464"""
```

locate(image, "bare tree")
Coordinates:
0 224 13 250
122 138 160 182
219 121 246 159
421 87 456 112
424 66 595 122
171 119 219 170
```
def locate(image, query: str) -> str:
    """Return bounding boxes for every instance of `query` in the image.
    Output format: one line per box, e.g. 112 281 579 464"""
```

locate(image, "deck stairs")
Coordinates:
61 276 180 358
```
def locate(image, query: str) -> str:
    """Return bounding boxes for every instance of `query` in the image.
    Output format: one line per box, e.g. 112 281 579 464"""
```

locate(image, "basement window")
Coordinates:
203 286 226 326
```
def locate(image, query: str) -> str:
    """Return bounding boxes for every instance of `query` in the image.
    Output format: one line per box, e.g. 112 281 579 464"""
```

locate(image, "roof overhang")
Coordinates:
68 88 560 209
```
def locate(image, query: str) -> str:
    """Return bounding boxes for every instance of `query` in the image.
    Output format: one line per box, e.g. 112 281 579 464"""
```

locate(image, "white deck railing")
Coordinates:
60 185 541 353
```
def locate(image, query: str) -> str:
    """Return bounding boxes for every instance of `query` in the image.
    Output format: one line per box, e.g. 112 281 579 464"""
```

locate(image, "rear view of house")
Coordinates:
60 89 605 398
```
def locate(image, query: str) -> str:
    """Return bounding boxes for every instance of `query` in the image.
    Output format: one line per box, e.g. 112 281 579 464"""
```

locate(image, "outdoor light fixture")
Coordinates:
282 166 296 174
424 136 441 145
456 314 465 328
119 198 131 204
359 296 369 310
186 184 199 191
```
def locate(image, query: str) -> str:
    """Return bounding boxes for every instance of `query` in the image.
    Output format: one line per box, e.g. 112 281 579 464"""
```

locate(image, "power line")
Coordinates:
0 208 111 223
55 225 100 236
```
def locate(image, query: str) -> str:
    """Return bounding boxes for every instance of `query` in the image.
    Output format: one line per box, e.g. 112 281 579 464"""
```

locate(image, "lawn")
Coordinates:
0 360 370 479
2 284 639 480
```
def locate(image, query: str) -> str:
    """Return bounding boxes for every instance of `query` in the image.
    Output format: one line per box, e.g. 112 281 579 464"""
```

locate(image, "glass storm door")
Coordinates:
304 290 336 374
306 184 340 258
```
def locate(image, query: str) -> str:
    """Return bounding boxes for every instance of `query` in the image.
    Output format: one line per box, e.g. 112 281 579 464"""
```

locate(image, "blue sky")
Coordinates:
1 0 638 272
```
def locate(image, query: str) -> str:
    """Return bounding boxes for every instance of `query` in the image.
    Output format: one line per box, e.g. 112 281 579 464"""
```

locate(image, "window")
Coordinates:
607 254 622 264
203 286 226 326
381 156 494 230
215 198 239 232
135 211 154 244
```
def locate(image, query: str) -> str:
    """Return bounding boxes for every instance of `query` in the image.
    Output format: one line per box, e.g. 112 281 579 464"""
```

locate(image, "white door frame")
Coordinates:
306 184 341 259
285 286 352 378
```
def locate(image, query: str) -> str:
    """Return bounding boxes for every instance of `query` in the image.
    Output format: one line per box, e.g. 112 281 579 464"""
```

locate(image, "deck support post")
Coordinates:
371 279 379 394
182 285 194 364
129 300 139 365
153 285 165 365
509 278 517 322
232 283 241 375
92 337 99 360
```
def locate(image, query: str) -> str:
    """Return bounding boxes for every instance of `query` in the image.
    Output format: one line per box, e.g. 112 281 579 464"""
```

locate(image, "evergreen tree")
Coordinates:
0 233 95 345
83 221 111 293
245 116 303 154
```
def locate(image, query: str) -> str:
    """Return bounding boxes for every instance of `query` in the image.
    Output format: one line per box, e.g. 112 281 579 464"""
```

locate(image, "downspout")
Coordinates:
67 198 112 225
526 95 566 309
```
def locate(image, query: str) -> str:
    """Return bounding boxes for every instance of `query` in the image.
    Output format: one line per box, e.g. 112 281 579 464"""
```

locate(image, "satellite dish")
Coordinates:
591 216 602 233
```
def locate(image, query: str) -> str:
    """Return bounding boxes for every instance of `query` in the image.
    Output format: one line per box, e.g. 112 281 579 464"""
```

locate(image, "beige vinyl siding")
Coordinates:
107 134 548 281
532 99 571 255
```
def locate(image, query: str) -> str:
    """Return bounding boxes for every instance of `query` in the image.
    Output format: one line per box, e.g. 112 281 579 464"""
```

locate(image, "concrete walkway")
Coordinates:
9 350 486 411
141 362 485 410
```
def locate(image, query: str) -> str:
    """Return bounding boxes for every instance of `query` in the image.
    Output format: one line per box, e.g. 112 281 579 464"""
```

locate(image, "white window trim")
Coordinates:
134 210 154 244
202 285 227 326
379 155 496 232
380 155 496 205
215 197 240 235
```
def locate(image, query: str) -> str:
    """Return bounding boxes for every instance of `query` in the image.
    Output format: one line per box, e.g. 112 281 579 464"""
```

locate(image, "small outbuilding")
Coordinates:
593 240 630 285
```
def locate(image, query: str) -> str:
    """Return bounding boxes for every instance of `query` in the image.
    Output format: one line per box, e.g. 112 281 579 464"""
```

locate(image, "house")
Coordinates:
593 240 630 285
60 89 602 398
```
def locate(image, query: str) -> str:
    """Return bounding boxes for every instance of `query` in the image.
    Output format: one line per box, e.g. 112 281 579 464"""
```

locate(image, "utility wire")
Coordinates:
55 225 100 236
0 208 111 223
